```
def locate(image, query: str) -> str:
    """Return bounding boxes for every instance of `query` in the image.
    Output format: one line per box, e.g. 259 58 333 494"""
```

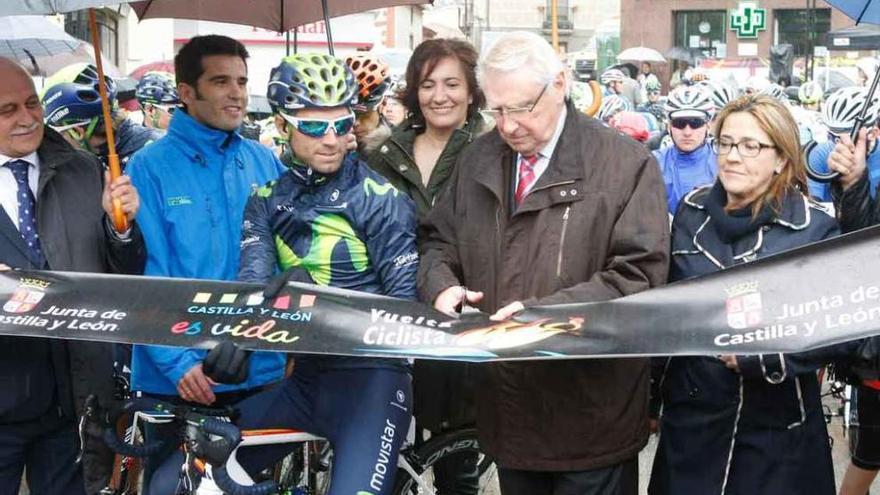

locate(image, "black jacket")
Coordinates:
0 128 145 491
833 172 879 233
650 185 853 495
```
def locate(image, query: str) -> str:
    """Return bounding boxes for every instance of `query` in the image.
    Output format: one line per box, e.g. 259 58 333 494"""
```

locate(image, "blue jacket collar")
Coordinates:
168 110 242 159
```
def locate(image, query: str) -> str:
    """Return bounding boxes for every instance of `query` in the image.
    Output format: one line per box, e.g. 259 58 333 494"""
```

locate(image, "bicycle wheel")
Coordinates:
275 440 333 495
393 428 499 495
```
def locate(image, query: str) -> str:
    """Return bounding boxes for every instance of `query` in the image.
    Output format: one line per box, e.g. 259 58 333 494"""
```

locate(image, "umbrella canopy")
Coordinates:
617 46 666 63
665 46 697 65
0 1 130 15
129 60 175 80
0 16 81 62
27 42 120 77
130 0 431 32
824 0 880 25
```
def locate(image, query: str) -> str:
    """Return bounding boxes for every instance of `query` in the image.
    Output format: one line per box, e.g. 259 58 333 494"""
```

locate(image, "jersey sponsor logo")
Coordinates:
275 213 369 286
330 189 340 202
363 177 398 197
166 196 193 207
393 252 418 268
369 418 397 493
241 235 261 248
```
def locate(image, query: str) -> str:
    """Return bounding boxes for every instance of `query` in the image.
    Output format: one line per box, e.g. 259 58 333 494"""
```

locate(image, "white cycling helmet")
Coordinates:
697 80 737 113
760 83 787 102
597 94 632 121
822 86 880 134
665 86 714 120
600 68 627 85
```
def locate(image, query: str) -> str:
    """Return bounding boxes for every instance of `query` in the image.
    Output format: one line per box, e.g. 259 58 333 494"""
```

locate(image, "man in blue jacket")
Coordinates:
126 36 286 409
652 85 718 215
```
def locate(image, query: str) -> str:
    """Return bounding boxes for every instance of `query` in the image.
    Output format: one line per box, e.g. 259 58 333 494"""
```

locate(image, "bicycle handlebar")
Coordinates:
193 416 279 494
99 396 238 458
101 396 169 457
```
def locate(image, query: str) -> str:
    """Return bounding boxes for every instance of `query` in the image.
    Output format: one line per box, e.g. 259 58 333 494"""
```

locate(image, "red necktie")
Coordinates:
515 154 539 206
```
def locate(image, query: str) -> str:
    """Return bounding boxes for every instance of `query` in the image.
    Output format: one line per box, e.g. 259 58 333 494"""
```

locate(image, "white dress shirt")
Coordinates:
0 152 39 231
515 106 568 195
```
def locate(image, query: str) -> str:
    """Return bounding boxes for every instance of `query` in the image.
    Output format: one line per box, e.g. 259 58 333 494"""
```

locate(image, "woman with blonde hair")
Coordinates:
649 94 857 494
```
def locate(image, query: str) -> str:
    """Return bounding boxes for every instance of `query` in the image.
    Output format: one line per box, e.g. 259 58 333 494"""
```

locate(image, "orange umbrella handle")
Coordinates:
89 8 128 233
584 80 603 118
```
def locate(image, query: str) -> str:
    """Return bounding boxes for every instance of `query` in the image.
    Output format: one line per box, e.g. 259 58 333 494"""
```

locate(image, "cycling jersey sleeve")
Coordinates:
238 187 279 285
363 191 418 301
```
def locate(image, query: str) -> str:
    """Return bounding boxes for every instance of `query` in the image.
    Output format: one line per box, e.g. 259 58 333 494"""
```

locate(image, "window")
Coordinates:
774 9 831 57
674 10 727 59
64 9 119 65
544 0 573 31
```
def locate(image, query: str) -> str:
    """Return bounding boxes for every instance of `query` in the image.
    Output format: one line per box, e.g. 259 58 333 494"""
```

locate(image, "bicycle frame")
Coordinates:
131 410 437 495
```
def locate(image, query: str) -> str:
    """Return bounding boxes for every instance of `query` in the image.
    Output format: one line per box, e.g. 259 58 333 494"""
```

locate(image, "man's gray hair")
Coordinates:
477 31 565 87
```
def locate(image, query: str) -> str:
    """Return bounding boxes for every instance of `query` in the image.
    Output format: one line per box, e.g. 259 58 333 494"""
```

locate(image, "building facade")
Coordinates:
621 0 856 84
622 0 851 60
460 0 619 54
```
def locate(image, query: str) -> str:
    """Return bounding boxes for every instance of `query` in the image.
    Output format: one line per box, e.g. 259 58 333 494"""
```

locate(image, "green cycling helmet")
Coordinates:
267 53 357 113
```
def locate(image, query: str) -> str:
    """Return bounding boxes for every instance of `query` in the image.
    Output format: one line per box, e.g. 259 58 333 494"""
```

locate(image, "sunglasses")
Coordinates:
670 117 707 130
155 104 178 115
280 113 356 138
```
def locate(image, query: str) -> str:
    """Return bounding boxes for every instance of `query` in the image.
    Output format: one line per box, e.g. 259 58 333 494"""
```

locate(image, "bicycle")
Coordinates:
94 396 499 495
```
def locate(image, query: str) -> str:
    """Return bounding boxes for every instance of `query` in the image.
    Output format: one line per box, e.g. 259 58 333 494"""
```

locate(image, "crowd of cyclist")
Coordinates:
7 29 880 495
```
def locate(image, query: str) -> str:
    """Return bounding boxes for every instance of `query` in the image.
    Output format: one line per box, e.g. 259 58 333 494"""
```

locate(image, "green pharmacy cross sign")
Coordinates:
730 1 767 38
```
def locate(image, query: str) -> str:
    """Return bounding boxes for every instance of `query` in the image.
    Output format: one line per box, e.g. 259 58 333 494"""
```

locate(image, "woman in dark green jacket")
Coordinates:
366 38 486 494
367 39 486 218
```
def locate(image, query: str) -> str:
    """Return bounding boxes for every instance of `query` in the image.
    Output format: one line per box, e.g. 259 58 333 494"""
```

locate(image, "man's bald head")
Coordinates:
0 58 33 89
0 57 44 157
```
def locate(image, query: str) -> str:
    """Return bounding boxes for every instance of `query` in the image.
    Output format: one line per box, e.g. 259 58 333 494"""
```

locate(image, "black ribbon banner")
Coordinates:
0 226 878 361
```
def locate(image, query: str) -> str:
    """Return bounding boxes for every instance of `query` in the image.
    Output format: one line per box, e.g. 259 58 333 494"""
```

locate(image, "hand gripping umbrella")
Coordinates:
0 3 128 230
807 0 880 182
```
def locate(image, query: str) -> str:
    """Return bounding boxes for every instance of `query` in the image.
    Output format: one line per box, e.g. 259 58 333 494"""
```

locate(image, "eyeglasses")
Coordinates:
280 113 356 138
480 82 549 120
670 117 707 130
712 139 777 158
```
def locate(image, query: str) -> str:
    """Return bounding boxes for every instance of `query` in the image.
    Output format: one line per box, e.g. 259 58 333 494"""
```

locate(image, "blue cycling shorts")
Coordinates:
235 358 413 495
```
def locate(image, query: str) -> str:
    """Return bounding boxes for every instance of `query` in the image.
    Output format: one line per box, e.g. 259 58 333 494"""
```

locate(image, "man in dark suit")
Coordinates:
0 57 145 494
